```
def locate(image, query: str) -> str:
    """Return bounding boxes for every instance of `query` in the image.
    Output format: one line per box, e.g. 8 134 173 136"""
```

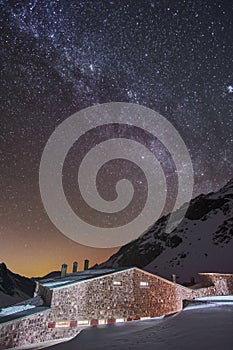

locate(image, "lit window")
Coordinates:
140 281 149 288
113 281 122 286
78 320 89 326
55 321 70 328
98 319 106 325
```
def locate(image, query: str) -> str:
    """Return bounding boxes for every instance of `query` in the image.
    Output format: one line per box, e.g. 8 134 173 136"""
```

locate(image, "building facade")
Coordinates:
0 268 233 349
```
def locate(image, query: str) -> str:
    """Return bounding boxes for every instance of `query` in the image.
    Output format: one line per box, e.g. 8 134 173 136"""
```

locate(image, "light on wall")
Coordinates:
140 281 149 287
113 281 122 286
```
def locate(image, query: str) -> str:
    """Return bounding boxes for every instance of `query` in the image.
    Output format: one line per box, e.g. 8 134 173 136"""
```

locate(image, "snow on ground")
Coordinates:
0 304 36 317
183 294 233 310
184 302 233 310
44 304 233 350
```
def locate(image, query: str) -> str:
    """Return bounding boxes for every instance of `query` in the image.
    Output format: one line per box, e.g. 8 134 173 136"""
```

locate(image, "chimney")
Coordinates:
72 261 78 273
172 274 176 283
61 263 67 278
84 259 89 270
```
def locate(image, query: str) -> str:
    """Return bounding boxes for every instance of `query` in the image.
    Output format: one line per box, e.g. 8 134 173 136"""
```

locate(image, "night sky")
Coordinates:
0 0 232 277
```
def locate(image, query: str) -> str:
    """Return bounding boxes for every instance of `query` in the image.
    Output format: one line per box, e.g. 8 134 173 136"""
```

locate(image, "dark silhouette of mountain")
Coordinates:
96 178 233 282
0 263 36 308
32 271 61 281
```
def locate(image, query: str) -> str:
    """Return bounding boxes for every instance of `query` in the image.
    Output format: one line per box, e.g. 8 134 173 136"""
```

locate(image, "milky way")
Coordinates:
0 0 232 275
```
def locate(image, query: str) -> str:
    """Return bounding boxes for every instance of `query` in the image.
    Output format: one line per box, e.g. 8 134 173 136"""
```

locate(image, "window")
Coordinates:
78 320 89 326
55 321 70 328
113 280 122 286
99 319 106 325
140 281 149 288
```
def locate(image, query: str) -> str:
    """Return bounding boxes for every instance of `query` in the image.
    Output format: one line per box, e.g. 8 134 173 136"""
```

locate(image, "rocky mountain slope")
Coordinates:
0 263 36 308
96 178 233 283
32 270 61 281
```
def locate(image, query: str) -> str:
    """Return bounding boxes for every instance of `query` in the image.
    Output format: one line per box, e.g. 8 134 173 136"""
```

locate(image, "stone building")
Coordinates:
0 267 232 349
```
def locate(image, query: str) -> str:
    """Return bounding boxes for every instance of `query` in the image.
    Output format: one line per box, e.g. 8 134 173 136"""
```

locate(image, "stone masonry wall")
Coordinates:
198 273 233 294
0 269 232 349
132 269 219 317
0 269 135 349
50 269 135 320
133 269 194 317
0 309 78 350
37 283 53 306
50 269 232 321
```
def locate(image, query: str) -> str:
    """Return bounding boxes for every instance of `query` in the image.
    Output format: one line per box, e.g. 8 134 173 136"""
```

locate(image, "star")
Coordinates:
227 85 233 93
0 0 232 276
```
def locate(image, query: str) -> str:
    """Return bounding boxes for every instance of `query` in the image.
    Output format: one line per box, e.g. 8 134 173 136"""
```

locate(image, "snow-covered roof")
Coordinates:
0 304 36 317
40 268 129 289
0 306 50 325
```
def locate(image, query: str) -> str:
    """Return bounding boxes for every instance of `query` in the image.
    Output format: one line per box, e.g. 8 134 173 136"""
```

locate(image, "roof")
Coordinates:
40 268 131 289
40 267 196 292
0 306 50 325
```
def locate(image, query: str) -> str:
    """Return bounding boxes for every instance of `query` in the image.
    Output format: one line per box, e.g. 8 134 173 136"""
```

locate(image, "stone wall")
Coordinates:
50 269 135 320
0 308 79 350
198 273 233 294
36 283 53 307
0 269 232 349
132 269 193 317
49 268 194 320
48 269 233 321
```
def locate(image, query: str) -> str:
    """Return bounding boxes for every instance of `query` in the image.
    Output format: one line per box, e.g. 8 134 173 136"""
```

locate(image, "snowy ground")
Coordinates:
43 303 233 350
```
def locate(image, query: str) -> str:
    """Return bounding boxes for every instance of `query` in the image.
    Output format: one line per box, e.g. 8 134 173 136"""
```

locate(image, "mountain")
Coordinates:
32 271 61 281
96 178 233 283
0 263 36 308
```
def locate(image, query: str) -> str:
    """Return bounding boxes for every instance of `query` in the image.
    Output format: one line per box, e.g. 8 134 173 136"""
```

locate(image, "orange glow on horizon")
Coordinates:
1 226 118 278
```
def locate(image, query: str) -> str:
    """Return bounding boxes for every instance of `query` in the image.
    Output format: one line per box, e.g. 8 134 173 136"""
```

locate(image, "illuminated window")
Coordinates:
78 320 89 326
99 319 106 325
140 281 149 288
55 321 70 328
113 281 122 286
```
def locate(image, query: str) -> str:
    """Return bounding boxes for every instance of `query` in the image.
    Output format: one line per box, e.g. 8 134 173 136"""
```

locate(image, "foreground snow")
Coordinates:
183 294 233 310
44 304 233 350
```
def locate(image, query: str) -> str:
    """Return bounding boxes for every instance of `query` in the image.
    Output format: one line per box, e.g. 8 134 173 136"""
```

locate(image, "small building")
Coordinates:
0 267 232 349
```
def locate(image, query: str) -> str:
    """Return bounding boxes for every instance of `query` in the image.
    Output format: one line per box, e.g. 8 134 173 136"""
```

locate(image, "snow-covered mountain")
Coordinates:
96 178 233 283
0 263 36 308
